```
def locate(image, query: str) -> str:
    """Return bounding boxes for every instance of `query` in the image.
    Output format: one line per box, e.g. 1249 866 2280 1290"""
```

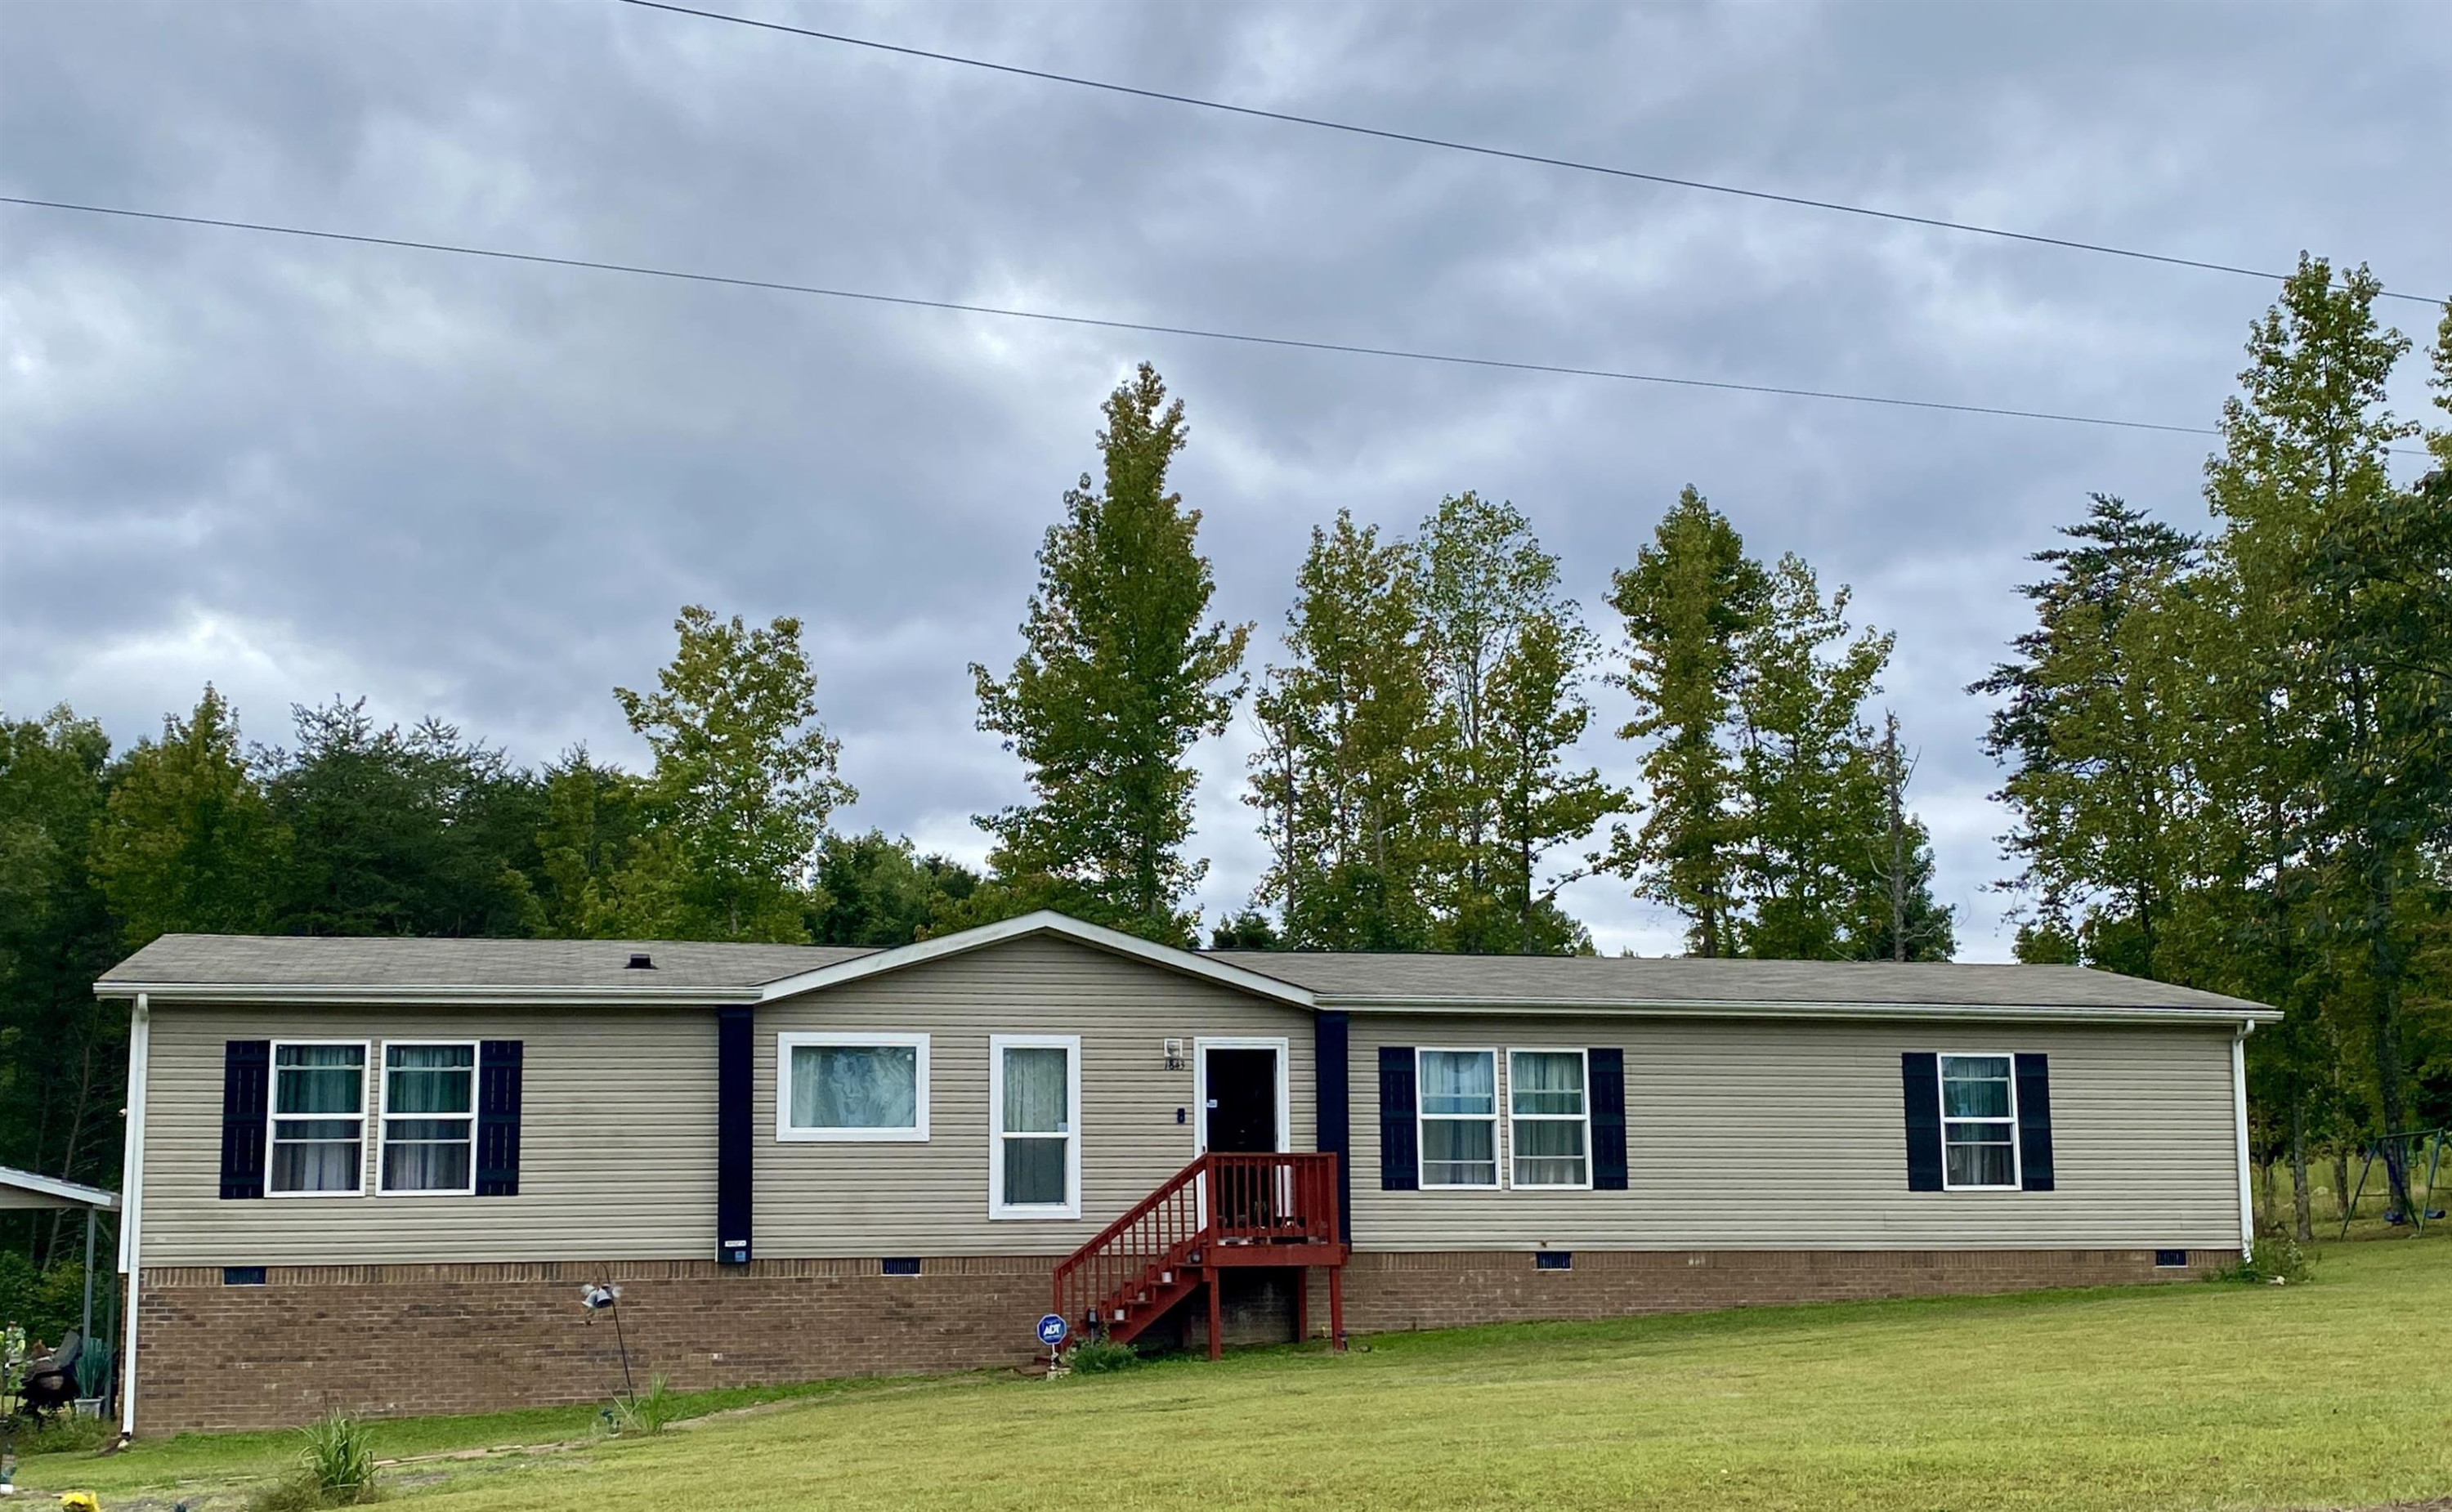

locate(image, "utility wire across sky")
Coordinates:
620 0 2444 309
2 194 2264 444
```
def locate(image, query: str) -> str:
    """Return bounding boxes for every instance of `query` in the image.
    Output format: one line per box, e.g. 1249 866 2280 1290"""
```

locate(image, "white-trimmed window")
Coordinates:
1417 1048 1500 1188
989 1035 1080 1219
1509 1049 1590 1188
269 1041 367 1196
379 1041 477 1195
778 1033 930 1143
1940 1053 2019 1191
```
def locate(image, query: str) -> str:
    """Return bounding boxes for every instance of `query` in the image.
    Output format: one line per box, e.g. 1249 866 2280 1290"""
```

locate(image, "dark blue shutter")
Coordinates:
1377 1046 1418 1192
717 1006 754 1264
1901 1052 1943 1192
220 1040 271 1200
475 1040 524 1197
2015 1053 2055 1192
1316 1012 1353 1242
1589 1048 1627 1191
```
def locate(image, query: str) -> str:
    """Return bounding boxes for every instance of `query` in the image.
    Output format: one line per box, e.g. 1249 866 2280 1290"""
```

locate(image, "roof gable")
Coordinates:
756 911 1315 1008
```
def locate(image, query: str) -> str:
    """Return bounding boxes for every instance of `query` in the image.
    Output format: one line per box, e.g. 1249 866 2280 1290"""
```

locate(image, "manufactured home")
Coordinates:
95 910 2275 1433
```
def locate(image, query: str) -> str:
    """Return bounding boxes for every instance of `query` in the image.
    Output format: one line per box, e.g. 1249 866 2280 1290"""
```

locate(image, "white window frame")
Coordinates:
775 1032 932 1143
1938 1050 2021 1192
1416 1046 1503 1191
1506 1047 1593 1192
376 1039 480 1197
266 1039 369 1199
988 1033 1081 1220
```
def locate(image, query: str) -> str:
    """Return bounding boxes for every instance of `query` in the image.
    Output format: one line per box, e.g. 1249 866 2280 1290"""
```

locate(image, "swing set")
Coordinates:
2337 1126 2449 1238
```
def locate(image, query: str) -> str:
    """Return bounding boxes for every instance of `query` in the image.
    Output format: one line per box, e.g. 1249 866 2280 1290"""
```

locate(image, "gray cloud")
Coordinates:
5 0 2446 956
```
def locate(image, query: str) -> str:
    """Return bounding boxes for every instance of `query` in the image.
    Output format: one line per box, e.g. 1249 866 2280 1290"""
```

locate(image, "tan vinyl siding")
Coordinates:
1349 1014 2244 1250
755 935 1316 1256
138 1004 717 1266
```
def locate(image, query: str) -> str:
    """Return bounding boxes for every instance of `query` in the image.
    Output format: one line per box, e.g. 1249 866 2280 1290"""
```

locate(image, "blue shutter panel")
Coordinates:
475 1040 524 1197
220 1040 271 1200
1901 1052 1943 1192
1315 1012 1354 1242
1377 1046 1419 1192
2015 1053 2055 1192
717 1006 754 1264
1589 1048 1627 1191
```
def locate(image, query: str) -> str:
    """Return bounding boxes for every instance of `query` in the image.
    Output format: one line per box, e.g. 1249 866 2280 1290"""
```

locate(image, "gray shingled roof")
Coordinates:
101 933 875 991
96 929 2272 1018
1209 951 2270 1014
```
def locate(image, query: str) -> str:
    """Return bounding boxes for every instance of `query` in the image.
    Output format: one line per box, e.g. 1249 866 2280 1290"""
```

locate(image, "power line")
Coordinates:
1 194 2244 441
620 0 2445 309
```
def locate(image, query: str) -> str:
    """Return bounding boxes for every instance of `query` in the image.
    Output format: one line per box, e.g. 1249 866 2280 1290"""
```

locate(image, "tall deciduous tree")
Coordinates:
973 364 1251 943
2204 257 2431 1219
1248 510 1442 950
523 746 651 939
90 685 283 946
1603 487 1767 956
1729 554 1897 960
610 606 853 942
0 708 122 1227
1417 493 1622 954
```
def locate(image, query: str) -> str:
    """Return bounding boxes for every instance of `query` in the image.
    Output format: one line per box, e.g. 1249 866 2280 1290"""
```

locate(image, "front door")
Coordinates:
1202 1046 1282 1235
1203 1048 1279 1153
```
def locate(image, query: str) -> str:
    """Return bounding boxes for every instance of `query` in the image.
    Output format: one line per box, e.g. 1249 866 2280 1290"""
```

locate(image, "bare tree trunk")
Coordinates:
2289 1092 2314 1244
2333 1150 2352 1221
1886 714 1907 963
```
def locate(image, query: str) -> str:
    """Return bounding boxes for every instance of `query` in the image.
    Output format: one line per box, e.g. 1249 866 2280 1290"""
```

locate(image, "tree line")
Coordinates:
4 259 2447 1264
1976 260 2452 1237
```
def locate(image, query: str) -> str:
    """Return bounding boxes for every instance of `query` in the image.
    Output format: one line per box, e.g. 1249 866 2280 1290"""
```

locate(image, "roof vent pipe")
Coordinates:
626 954 656 970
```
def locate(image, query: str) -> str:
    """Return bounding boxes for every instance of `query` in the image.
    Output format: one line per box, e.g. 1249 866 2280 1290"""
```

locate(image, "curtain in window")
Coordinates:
1001 1045 1070 1206
793 1045 918 1130
1420 1050 1495 1116
271 1122 362 1192
387 1044 473 1113
272 1045 364 1192
1940 1055 2016 1187
275 1044 362 1114
1003 1047 1069 1134
1421 1119 1497 1186
1510 1052 1584 1114
382 1120 472 1192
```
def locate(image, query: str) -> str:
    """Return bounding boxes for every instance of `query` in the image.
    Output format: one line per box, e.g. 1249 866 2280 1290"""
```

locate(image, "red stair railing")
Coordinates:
1052 1152 1341 1340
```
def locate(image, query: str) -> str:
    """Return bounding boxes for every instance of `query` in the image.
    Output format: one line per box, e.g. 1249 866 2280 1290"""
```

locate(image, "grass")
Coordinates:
21 1232 2450 1511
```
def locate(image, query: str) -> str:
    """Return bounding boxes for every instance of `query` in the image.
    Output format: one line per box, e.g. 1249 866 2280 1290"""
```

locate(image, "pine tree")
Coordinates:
1969 494 2203 974
973 364 1251 943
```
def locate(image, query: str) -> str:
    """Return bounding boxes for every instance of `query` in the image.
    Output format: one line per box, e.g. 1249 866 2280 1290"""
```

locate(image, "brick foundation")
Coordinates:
132 1247 2235 1433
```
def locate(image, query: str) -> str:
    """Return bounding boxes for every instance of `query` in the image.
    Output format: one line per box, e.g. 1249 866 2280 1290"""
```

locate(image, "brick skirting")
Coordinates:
132 1247 2235 1433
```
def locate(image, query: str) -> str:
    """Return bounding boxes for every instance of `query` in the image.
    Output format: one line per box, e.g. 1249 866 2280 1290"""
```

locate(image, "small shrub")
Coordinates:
246 1472 333 1512
1063 1338 1141 1375
608 1374 678 1435
2213 1229 2316 1286
298 1409 379 1503
16 1409 114 1454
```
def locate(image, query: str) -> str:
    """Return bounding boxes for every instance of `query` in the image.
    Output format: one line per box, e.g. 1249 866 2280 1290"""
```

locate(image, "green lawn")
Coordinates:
23 1234 2451 1512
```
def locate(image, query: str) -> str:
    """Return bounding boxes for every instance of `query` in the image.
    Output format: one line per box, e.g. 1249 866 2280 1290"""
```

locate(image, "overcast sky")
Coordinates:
3 2 2445 958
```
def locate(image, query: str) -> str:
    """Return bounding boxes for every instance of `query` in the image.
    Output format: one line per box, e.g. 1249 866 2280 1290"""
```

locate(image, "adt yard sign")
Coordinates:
1036 1313 1069 1349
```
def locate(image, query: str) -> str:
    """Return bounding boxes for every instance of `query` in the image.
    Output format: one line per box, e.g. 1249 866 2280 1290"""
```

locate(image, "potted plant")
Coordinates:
72 1340 112 1419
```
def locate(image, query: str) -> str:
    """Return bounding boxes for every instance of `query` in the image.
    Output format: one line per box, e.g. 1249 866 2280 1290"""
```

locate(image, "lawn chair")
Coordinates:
14 1329 83 1417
